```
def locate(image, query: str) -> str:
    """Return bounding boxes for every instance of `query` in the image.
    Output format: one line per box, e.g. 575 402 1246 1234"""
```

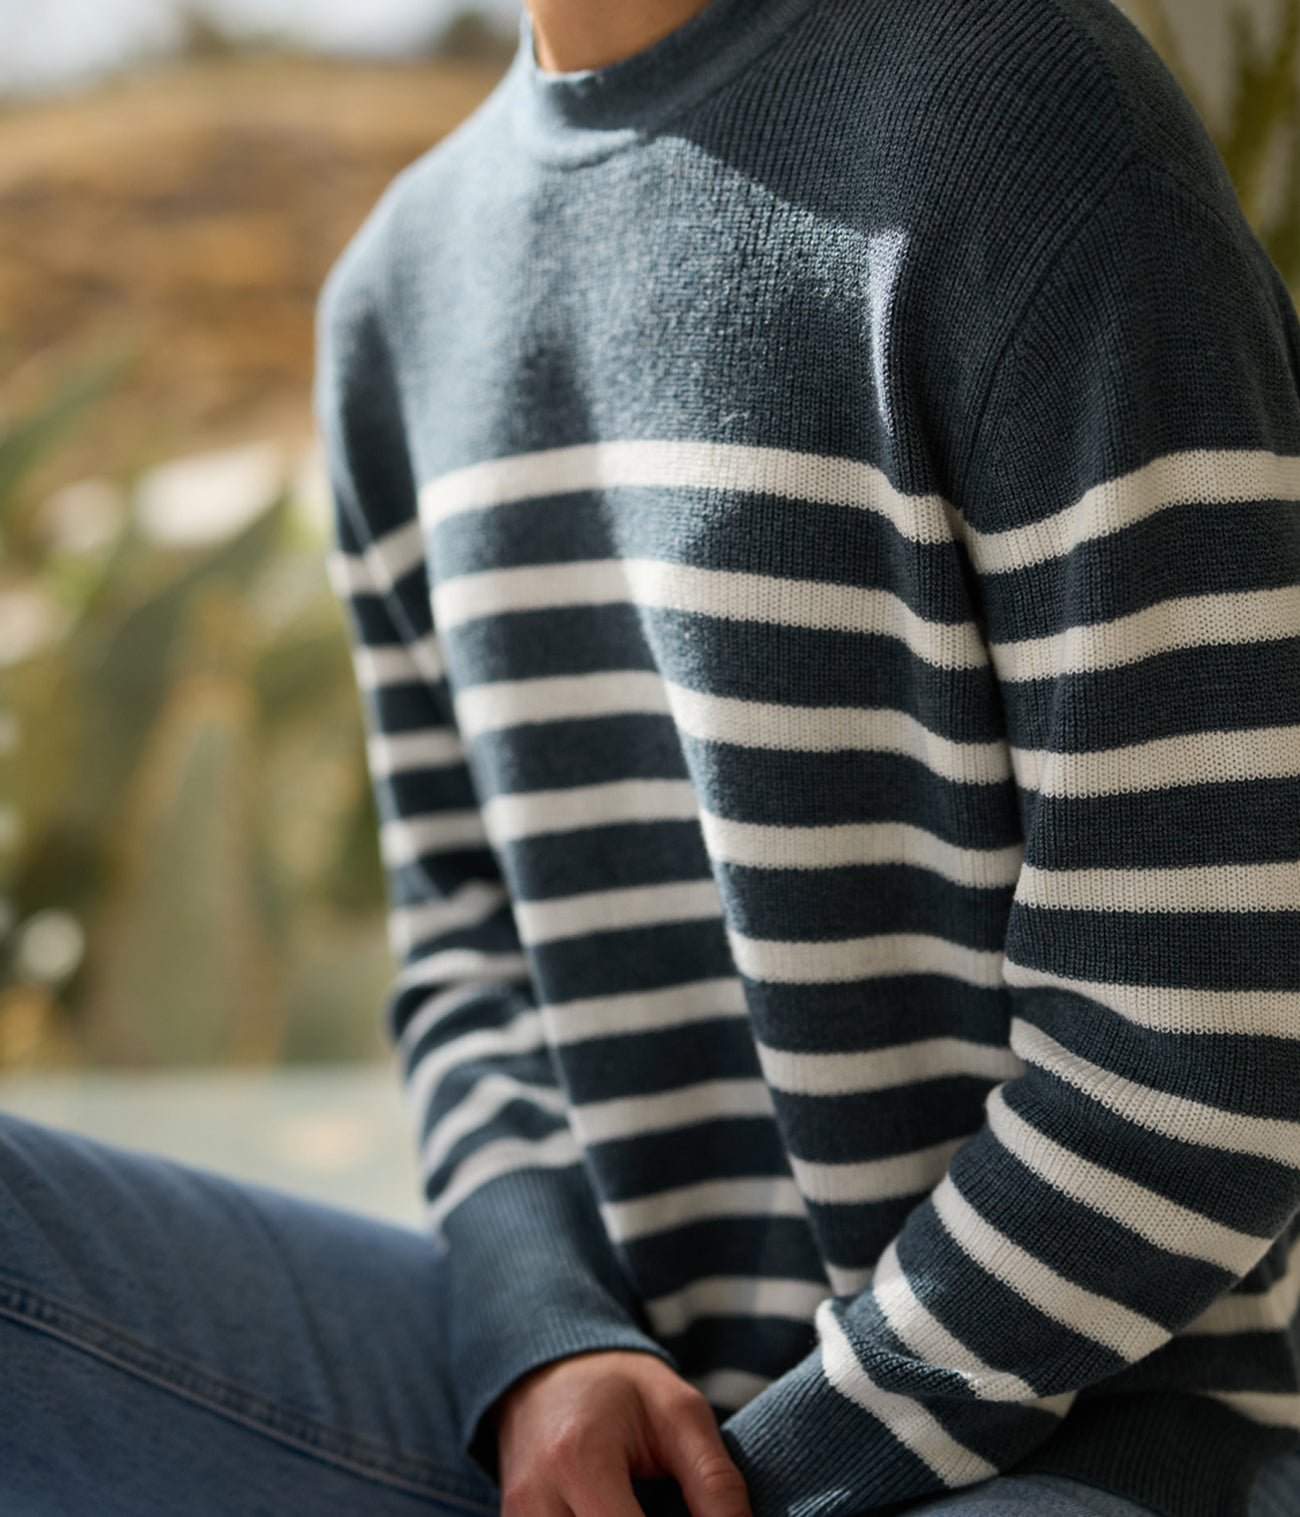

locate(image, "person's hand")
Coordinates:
488 1347 753 1517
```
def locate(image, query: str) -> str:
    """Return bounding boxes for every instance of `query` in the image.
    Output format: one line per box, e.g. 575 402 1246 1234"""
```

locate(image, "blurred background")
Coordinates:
0 0 1296 1223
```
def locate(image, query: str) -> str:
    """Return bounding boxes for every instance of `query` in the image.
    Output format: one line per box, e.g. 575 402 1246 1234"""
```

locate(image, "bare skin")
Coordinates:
488 1347 753 1517
525 0 715 71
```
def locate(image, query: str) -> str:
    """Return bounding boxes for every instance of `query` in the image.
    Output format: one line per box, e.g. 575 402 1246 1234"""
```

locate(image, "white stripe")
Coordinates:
959 448 1300 576
433 557 987 670
1001 960 1299 1039
931 1173 1166 1360
395 977 531 1060
484 778 700 843
870 1237 1039 1402
406 1010 547 1134
389 878 510 958
514 878 722 945
991 586 1300 685
1010 1018 1300 1162
600 1175 809 1242
1184 1234 1300 1336
381 809 489 868
756 1035 1025 1096
327 548 374 598
1012 857 1300 913
1011 722 1300 797
543 977 748 1043
329 540 439 682
1202 1390 1300 1429
827 1262 876 1297
368 727 464 779
569 1078 776 1145
815 1296 997 1485
985 1084 1272 1274
727 926 1005 988
689 1368 773 1411
327 525 437 682
329 519 426 590
453 669 1012 784
420 1068 568 1178
353 636 442 689
644 1274 831 1338
454 669 672 738
418 439 963 545
393 949 530 997
699 810 1023 888
789 1138 964 1205
425 1127 582 1243
665 681 1010 781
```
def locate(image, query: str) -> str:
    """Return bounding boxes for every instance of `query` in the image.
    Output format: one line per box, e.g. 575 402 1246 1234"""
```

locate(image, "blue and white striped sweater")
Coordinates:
315 1 1300 1513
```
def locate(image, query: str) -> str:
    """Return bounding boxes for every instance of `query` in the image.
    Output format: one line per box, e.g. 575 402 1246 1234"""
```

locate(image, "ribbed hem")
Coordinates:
431 1163 682 1490
505 0 821 165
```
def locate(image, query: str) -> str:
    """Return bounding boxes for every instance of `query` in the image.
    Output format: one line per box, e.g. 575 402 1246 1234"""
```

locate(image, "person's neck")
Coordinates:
524 0 717 72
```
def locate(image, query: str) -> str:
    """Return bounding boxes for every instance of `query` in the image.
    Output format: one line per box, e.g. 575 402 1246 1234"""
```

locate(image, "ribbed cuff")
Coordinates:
431 1162 682 1491
717 1349 929 1515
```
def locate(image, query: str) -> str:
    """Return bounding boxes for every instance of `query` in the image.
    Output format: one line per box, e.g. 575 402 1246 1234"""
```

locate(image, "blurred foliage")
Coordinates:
0 362 392 1070
1131 0 1299 288
175 8 247 61
426 8 518 64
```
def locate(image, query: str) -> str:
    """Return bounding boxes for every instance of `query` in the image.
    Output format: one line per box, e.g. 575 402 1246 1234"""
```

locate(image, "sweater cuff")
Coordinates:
432 1162 683 1491
717 1347 950 1515
719 1353 877 1515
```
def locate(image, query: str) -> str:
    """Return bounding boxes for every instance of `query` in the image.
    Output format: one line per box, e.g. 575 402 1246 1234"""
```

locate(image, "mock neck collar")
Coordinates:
506 0 821 166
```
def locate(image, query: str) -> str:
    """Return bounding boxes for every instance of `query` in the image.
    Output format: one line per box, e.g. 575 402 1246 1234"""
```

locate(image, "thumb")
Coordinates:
652 1393 753 1517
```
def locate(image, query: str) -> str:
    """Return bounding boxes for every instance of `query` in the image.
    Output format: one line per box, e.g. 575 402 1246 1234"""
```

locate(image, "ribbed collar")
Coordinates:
505 0 820 166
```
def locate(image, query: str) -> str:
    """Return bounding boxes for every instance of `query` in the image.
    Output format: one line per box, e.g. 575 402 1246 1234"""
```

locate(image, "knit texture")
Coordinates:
314 2 1300 1514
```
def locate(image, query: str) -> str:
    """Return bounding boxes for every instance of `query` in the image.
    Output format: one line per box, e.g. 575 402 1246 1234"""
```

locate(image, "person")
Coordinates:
2 0 1299 1514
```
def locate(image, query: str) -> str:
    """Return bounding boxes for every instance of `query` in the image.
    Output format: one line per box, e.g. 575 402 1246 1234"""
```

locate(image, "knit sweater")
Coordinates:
313 2 1300 1514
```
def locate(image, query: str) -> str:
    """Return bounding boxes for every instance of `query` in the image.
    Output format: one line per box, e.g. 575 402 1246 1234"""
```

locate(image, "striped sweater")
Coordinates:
313 1 1300 1514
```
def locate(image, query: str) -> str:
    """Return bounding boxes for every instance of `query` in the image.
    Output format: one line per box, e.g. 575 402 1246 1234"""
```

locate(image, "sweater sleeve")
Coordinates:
714 155 1300 1515
314 260 681 1492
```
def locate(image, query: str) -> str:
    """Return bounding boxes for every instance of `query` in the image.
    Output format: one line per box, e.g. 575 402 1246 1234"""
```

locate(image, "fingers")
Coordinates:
650 1388 753 1517
498 1483 571 1517
552 1445 653 1517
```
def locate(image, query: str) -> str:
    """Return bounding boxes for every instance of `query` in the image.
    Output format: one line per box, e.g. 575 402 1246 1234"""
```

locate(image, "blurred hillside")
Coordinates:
0 50 507 1074
0 51 506 494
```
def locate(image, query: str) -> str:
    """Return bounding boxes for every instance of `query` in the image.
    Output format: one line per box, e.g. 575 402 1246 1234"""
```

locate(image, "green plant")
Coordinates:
1 367 391 1070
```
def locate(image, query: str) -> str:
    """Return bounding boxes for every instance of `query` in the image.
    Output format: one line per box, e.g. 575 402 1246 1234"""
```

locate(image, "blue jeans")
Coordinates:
1 1110 1297 1516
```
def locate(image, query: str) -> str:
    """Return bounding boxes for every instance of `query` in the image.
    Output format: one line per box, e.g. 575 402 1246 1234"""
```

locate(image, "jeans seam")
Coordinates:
0 1279 496 1514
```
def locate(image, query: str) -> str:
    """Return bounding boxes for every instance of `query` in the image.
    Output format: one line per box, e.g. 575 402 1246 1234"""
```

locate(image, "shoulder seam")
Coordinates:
948 0 1238 517
957 146 1289 530
1129 152 1295 336
950 144 1141 517
1035 0 1141 146
1131 152 1257 249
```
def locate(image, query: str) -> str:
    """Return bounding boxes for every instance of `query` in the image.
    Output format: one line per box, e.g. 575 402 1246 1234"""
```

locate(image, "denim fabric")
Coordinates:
0 1110 499 1516
902 1471 1164 1515
898 1456 1300 1517
1 1108 1297 1517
